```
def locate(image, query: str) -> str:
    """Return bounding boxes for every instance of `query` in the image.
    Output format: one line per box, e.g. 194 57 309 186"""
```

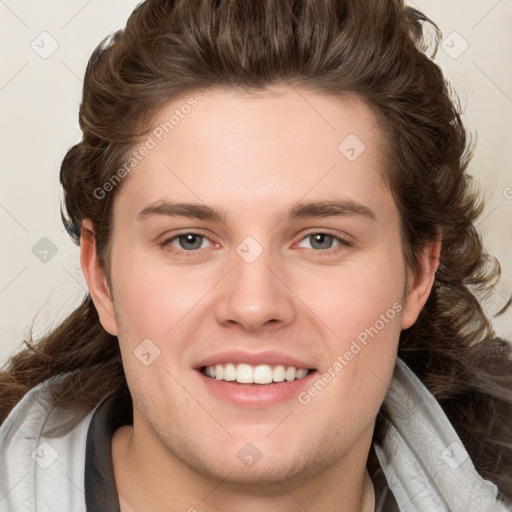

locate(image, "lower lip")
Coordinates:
196 370 317 408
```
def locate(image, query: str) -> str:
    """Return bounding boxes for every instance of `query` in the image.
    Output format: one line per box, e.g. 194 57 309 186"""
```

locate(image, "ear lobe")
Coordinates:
401 237 441 330
80 219 118 336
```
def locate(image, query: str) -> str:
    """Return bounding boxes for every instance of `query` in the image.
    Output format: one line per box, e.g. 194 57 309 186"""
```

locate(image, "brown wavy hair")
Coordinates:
1 0 511 503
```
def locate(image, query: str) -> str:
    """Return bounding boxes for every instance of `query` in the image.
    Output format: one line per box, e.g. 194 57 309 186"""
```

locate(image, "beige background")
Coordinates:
1 0 511 366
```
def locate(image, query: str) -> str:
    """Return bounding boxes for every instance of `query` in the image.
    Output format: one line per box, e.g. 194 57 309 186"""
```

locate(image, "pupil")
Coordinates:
311 234 332 249
180 234 202 250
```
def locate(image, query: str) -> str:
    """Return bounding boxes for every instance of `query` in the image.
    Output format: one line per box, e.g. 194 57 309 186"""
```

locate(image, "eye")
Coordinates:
164 233 211 251
297 233 348 251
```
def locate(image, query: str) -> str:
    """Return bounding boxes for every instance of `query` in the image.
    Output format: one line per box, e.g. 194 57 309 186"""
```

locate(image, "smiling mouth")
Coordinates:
199 363 314 385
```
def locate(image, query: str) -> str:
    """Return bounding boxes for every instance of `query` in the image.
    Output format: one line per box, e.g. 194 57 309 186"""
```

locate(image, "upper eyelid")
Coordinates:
296 229 353 244
295 232 351 248
162 231 216 247
161 229 214 241
299 228 349 238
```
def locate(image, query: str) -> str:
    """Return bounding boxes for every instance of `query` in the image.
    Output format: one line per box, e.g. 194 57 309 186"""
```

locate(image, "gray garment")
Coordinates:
374 359 509 512
0 358 509 512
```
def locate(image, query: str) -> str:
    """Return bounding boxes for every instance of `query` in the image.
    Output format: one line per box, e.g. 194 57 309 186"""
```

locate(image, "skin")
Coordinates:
81 86 440 512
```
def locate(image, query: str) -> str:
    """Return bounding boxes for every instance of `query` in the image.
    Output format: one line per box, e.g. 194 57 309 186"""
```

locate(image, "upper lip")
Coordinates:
194 350 317 370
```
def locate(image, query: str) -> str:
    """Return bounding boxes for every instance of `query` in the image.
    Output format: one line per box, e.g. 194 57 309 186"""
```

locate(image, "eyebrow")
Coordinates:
137 199 376 224
138 201 226 222
280 200 376 223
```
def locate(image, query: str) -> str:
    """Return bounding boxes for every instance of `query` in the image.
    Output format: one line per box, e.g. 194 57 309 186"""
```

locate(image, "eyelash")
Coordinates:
159 231 352 256
297 231 353 253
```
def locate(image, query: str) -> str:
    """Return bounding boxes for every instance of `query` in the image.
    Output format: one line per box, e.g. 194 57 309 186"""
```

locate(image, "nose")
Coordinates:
214 248 297 333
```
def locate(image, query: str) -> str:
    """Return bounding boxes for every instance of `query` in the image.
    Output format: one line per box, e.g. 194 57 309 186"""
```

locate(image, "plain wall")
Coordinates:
1 0 511 366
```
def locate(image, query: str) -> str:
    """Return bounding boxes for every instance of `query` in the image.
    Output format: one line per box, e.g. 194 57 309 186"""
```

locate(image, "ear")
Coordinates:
401 236 441 330
80 219 118 336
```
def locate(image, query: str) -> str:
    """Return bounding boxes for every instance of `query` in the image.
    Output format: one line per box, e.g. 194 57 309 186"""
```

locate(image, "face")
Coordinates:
84 86 433 486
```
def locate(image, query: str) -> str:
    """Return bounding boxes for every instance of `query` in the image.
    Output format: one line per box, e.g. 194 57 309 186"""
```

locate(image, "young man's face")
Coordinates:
84 86 435 486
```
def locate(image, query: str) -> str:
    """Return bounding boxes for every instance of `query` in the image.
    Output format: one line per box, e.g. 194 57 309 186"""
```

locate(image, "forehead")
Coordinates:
113 86 394 224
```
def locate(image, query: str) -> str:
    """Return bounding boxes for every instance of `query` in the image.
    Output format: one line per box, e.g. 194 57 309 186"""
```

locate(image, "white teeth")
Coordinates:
203 363 310 384
295 368 308 379
223 363 237 381
253 365 273 384
272 365 285 382
236 363 253 384
285 366 295 382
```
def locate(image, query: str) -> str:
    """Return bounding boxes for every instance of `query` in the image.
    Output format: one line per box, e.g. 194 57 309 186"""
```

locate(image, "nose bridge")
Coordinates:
215 241 296 330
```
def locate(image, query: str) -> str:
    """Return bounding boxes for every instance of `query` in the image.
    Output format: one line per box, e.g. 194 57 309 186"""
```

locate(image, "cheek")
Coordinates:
291 249 404 407
109 247 210 340
292 248 406 341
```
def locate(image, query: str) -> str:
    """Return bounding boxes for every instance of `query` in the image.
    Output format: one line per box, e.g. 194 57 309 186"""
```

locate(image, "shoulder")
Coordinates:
0 379 103 512
373 358 510 512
